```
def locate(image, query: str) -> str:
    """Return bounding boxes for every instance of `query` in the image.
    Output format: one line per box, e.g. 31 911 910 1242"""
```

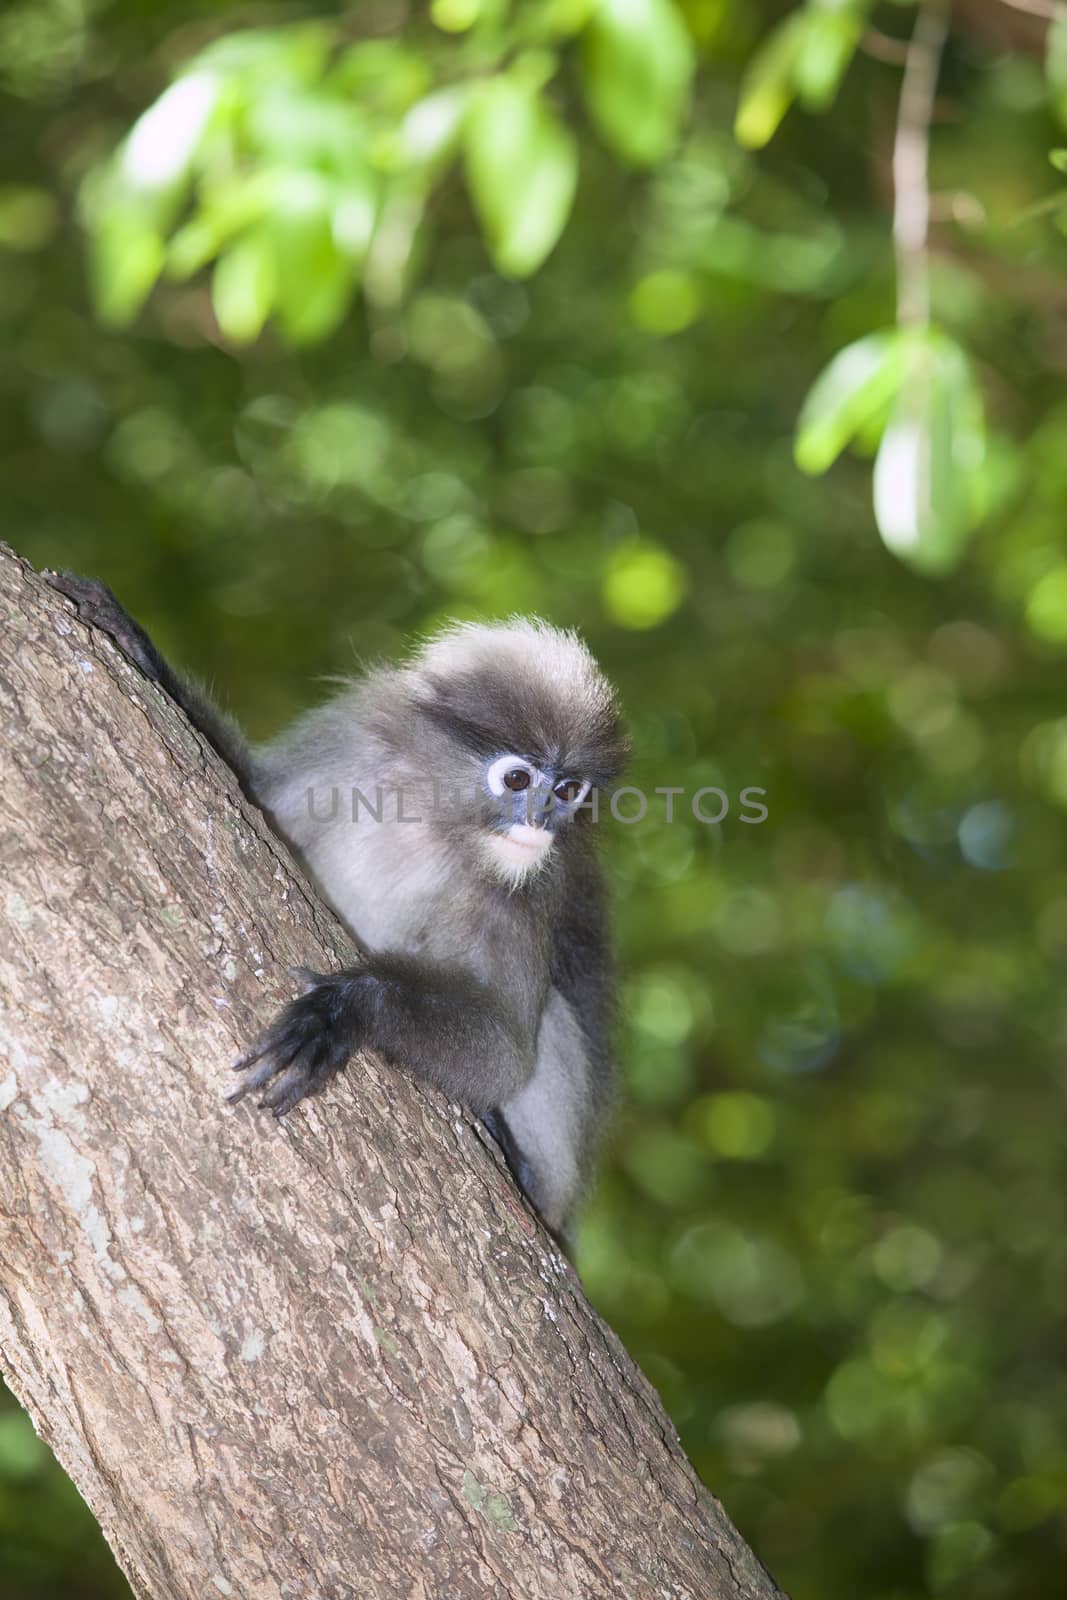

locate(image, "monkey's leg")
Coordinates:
480 1108 539 1204
45 572 250 778
482 1108 575 1248
44 573 170 683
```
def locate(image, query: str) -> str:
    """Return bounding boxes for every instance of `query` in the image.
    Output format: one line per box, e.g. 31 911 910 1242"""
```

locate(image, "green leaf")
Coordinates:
165 170 278 281
735 3 860 146
734 13 807 150
873 333 987 575
1049 148 1067 174
247 88 368 178
793 10 863 110
332 174 378 260
267 173 359 343
87 208 166 325
795 330 906 475
581 0 695 166
464 78 578 276
212 230 276 343
120 71 223 197
529 0 598 41
330 40 432 114
431 0 486 31
363 174 432 308
195 24 333 84
398 86 471 171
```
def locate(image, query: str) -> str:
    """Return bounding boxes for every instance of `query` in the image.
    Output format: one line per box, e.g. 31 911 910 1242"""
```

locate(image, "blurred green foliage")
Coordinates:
3 2 1067 1598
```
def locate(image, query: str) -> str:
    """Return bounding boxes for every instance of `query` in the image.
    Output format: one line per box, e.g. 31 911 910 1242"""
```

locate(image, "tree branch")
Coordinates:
893 0 951 330
0 544 785 1600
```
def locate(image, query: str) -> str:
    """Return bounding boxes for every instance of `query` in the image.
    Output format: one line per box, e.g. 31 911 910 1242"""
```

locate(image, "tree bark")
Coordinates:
0 542 785 1600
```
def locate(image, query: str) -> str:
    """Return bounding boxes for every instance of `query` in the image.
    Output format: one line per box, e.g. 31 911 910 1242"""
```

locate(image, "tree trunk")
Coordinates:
0 543 785 1600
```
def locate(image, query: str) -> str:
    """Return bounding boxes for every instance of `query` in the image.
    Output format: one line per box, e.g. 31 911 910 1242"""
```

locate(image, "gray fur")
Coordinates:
246 621 628 1233
44 579 628 1238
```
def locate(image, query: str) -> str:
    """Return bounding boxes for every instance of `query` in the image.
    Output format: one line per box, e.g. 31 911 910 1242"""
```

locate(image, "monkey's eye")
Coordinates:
486 755 539 797
553 777 590 807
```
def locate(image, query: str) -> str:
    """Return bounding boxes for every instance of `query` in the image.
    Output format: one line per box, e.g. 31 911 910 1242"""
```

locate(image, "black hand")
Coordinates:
229 968 364 1117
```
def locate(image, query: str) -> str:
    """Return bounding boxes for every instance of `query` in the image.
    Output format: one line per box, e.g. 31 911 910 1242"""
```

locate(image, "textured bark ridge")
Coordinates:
0 544 786 1600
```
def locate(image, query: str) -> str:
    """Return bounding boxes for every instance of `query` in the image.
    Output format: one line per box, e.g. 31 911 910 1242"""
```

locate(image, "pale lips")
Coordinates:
490 822 554 866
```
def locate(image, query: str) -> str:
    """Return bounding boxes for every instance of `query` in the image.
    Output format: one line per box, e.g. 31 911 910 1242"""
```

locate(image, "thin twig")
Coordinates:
992 0 1059 22
860 28 911 66
892 0 951 329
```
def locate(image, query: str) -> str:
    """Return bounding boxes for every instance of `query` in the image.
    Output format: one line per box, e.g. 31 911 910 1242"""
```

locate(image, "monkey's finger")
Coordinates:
230 1038 271 1073
260 1060 315 1116
230 1016 301 1073
226 1050 287 1103
229 1018 305 1087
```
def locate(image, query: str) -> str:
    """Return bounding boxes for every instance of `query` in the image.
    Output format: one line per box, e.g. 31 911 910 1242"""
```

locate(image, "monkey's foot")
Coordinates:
228 968 360 1117
43 571 165 683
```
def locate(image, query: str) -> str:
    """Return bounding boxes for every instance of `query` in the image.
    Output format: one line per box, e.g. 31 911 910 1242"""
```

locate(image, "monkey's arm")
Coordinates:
230 956 537 1118
551 847 617 1125
45 573 250 781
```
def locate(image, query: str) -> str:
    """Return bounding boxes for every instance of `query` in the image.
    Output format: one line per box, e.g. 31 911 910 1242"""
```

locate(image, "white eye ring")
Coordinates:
486 755 541 797
553 778 591 809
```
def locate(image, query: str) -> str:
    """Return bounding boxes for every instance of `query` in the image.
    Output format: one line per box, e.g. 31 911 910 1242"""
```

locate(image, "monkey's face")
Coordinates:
478 753 591 882
402 618 628 884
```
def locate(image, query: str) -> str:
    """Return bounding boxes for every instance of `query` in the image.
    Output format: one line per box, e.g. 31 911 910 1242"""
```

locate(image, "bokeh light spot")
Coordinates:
629 269 702 334
687 1092 776 1159
602 540 687 629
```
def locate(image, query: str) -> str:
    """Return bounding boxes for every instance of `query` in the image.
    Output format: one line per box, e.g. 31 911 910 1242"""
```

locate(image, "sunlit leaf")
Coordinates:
247 88 368 177
195 23 333 84
267 172 358 342
873 333 987 575
87 207 166 325
532 0 598 40
121 71 222 194
734 13 807 149
431 0 485 30
795 330 906 475
333 175 378 259
581 0 695 166
212 230 276 343
464 78 578 276
793 9 863 110
327 40 430 120
363 175 432 308
398 86 471 169
165 171 277 281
